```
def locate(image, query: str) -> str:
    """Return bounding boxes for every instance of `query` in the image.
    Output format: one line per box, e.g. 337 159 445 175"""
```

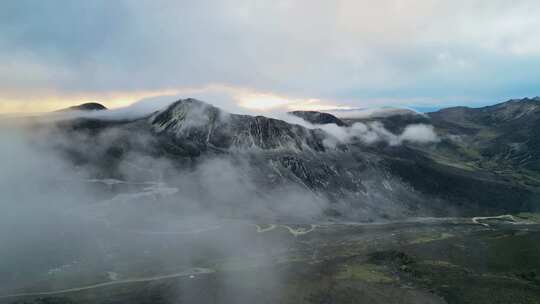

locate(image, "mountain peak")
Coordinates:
150 98 222 132
60 102 107 112
149 99 328 152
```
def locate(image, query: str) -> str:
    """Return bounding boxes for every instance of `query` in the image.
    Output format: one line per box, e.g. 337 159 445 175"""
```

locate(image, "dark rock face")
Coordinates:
289 110 346 126
59 102 108 111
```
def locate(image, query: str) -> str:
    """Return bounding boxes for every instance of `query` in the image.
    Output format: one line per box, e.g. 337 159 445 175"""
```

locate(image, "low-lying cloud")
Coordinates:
400 124 439 144
283 113 439 147
0 116 328 299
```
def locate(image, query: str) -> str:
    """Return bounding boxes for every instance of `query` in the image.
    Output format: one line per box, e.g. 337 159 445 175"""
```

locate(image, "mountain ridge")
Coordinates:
42 96 540 220
149 98 329 152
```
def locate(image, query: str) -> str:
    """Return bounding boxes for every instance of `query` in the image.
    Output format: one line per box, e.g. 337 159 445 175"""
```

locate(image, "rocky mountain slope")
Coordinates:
151 99 328 152
44 97 540 220
428 97 540 173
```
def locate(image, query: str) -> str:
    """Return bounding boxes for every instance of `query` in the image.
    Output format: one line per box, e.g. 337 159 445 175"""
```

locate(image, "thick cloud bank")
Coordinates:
0 120 325 298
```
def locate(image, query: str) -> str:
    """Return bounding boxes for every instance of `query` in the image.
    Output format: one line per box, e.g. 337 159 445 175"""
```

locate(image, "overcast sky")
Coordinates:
1 0 540 113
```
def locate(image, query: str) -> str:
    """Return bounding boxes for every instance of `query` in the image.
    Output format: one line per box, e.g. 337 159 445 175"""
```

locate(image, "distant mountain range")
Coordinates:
42 97 540 220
